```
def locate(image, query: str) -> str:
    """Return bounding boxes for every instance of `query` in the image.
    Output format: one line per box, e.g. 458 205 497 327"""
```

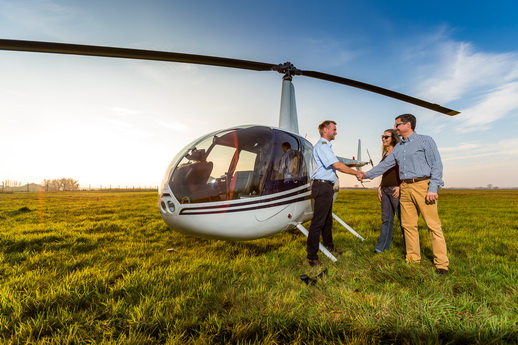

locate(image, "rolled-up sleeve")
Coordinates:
365 152 396 179
424 137 444 193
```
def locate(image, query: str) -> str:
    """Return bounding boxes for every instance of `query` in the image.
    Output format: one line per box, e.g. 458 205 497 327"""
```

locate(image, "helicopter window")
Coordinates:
168 126 273 203
262 130 311 195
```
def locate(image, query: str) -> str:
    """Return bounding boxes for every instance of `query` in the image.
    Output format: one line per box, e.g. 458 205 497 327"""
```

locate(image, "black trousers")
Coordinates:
307 181 334 260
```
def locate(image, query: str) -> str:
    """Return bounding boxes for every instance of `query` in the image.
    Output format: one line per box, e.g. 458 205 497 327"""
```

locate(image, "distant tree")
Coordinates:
41 178 80 191
43 179 51 191
62 178 79 191
3 180 22 188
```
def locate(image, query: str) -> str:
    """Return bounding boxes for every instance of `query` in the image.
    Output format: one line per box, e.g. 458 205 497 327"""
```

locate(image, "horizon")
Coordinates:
2 180 517 191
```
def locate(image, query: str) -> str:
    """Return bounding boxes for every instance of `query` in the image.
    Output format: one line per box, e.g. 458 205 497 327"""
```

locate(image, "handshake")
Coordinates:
355 171 366 181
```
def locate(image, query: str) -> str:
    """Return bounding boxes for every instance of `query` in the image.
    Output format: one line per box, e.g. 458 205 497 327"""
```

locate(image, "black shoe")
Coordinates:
299 274 317 285
325 247 343 256
436 268 448 275
308 259 322 267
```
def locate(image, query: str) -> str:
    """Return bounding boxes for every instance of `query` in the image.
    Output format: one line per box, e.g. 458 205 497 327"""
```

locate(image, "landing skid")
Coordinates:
332 213 365 241
296 212 365 262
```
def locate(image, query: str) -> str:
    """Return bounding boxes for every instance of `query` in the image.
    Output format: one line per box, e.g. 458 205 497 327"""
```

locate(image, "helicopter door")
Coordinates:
262 130 312 195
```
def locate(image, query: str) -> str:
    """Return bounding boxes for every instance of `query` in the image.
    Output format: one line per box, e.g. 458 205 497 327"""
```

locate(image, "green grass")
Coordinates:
0 190 516 344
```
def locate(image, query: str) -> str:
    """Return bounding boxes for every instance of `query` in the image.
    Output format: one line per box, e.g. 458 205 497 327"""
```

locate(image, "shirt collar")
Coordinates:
400 131 417 143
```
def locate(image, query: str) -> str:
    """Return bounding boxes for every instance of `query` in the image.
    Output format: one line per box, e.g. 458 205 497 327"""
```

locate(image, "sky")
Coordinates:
1 0 517 189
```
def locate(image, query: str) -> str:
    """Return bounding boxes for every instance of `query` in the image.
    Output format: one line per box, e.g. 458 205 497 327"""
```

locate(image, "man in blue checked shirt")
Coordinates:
307 120 363 267
359 114 449 275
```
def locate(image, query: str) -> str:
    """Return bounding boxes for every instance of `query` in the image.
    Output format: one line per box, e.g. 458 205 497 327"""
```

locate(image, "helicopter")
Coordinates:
0 39 459 262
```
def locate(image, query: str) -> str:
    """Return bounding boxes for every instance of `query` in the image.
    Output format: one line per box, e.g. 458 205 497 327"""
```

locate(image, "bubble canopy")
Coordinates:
162 125 312 204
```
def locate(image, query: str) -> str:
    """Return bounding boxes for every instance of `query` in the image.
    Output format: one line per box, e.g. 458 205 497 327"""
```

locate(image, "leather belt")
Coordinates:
402 176 430 184
312 179 334 186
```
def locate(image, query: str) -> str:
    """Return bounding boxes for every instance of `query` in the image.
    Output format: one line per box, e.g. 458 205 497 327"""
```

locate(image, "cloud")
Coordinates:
440 138 518 162
454 82 518 133
421 42 518 101
410 38 518 133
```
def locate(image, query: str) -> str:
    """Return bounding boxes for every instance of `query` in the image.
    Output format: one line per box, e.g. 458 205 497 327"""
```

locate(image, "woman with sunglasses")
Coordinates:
375 129 402 253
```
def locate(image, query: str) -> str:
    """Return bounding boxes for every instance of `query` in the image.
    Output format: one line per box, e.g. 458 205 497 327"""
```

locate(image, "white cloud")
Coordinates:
454 82 518 133
440 142 480 153
409 38 518 133
441 138 518 162
416 41 518 101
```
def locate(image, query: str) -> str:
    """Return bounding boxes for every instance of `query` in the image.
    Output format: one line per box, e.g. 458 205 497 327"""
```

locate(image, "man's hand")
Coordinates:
356 171 365 181
391 186 400 198
426 191 438 203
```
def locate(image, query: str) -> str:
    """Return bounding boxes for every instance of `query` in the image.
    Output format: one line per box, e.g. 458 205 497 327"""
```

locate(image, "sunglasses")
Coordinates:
394 121 408 127
381 135 392 139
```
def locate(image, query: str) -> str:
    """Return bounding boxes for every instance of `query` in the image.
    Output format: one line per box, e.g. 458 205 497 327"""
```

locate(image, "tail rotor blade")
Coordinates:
366 149 374 166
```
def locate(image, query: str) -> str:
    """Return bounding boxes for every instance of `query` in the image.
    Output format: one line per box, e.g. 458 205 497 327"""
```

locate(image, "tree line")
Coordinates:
1 178 80 191
42 178 80 191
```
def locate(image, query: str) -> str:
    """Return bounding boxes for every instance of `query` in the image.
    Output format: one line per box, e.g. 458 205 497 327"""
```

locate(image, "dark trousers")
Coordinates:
375 186 401 252
307 181 334 260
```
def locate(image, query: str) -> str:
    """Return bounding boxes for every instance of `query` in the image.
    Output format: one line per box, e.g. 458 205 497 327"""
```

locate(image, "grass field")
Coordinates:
0 189 516 344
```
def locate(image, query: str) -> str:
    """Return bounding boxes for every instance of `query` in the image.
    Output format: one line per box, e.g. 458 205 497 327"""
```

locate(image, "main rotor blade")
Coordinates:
0 39 276 72
301 70 460 116
0 39 460 115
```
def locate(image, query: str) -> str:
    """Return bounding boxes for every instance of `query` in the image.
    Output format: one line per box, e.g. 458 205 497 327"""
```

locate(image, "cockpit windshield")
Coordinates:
166 126 311 204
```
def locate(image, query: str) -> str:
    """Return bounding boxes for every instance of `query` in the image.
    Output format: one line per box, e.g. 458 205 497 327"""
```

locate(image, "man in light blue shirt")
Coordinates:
307 120 362 266
360 114 449 274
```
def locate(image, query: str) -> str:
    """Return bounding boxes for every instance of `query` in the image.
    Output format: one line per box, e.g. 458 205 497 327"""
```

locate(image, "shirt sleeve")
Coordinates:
424 137 444 193
319 143 339 168
365 152 396 179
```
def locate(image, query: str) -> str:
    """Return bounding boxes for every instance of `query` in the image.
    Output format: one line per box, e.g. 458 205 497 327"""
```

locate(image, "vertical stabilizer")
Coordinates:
278 79 299 134
357 139 362 171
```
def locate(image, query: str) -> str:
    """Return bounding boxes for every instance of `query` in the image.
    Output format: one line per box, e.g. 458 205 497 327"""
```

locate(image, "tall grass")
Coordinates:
0 190 516 344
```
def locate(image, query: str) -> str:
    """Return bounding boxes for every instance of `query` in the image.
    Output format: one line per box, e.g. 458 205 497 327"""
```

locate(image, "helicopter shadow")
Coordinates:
214 240 284 258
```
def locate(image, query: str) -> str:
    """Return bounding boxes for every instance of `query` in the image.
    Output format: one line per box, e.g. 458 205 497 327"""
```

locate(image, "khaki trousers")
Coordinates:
400 180 449 270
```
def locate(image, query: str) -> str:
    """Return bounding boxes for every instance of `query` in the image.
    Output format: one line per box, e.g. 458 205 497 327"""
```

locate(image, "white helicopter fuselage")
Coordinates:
160 182 317 240
158 123 341 240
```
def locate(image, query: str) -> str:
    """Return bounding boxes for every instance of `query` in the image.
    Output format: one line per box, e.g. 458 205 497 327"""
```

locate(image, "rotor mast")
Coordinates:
273 62 302 134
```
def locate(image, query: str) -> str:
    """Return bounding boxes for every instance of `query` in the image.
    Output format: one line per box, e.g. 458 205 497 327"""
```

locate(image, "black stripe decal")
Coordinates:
180 195 312 215
178 186 310 212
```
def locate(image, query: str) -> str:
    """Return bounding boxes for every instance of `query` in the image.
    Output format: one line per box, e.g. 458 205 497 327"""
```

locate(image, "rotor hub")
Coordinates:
272 62 301 81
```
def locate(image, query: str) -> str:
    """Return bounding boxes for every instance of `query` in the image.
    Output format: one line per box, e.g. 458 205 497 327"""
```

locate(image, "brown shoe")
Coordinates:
436 268 448 275
308 259 322 267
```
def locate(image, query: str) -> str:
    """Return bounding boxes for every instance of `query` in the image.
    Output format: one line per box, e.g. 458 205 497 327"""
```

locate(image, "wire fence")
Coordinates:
1 184 158 193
